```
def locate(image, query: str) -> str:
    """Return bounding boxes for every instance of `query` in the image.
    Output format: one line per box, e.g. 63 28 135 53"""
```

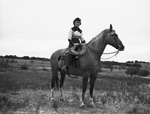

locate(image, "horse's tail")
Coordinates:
50 53 60 89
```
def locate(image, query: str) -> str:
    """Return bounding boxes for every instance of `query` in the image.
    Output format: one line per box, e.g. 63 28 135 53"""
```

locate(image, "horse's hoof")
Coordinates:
60 98 64 102
80 105 86 109
50 97 54 101
88 104 96 108
80 104 86 109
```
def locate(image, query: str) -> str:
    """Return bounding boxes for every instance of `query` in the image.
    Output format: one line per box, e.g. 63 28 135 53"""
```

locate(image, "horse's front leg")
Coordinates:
89 74 97 108
50 88 54 100
59 70 66 101
80 76 89 108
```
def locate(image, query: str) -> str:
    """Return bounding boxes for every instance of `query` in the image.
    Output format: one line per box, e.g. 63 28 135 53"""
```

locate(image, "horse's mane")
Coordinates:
87 29 108 46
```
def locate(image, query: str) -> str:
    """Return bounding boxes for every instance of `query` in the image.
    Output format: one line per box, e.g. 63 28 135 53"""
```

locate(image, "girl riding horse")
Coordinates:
62 17 86 72
50 24 124 108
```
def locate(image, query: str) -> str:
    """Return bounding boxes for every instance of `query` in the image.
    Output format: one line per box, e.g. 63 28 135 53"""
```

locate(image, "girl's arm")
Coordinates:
68 29 73 40
80 33 86 43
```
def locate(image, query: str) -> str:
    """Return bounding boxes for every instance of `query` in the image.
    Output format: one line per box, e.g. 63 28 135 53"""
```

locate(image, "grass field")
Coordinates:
0 58 150 114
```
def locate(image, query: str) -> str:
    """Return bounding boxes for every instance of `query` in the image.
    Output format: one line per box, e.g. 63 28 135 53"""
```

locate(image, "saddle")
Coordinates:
69 44 86 56
58 44 86 70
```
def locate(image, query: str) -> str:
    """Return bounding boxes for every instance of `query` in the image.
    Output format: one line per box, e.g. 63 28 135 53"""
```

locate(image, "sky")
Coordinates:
0 0 150 62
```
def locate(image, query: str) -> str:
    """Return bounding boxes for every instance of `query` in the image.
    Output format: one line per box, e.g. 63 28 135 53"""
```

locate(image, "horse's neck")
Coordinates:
87 31 107 56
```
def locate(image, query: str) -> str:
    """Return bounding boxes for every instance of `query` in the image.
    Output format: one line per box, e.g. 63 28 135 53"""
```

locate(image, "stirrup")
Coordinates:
75 56 78 59
61 65 68 73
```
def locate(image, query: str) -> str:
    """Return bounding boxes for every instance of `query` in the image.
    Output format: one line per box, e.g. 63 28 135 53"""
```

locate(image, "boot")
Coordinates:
62 54 72 73
61 65 68 73
75 56 79 69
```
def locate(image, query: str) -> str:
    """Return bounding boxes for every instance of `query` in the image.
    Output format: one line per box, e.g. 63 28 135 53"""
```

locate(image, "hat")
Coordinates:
73 17 81 25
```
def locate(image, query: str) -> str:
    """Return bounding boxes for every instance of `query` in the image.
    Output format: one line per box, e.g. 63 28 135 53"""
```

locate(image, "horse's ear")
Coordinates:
110 24 113 31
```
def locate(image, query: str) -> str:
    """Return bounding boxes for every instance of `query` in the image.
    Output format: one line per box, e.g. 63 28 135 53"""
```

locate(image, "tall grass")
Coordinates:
0 72 51 92
0 58 150 113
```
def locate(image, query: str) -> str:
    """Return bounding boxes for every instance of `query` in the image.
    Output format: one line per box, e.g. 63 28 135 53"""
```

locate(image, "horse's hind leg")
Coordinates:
50 67 59 100
59 70 66 101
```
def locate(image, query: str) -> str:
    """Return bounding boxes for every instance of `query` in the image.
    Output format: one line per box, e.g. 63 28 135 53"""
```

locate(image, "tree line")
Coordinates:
0 55 149 64
0 55 50 61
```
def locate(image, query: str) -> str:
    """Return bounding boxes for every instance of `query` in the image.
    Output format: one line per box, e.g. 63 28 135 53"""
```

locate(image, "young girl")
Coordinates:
62 17 86 72
68 17 85 47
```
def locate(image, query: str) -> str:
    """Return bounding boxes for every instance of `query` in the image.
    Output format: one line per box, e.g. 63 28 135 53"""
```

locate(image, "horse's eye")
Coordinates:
110 32 114 35
112 34 118 38
114 34 118 37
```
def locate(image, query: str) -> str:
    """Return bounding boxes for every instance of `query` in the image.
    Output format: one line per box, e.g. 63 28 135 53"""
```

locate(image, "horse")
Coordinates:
50 24 125 108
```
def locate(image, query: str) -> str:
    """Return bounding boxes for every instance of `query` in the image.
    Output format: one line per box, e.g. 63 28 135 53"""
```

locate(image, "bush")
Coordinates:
0 59 9 68
125 67 139 77
30 60 34 63
10 59 17 63
138 69 149 77
22 56 30 59
20 64 28 70
42 67 48 71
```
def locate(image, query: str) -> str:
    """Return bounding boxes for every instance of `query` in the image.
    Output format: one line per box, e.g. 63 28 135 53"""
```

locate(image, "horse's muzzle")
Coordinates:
118 45 125 51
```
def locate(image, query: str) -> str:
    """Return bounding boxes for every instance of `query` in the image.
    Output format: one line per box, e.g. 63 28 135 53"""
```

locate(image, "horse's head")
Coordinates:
105 24 125 51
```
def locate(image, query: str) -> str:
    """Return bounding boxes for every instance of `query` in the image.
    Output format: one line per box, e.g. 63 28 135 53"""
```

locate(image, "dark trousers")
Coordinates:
65 42 79 69
65 53 72 67
64 43 73 68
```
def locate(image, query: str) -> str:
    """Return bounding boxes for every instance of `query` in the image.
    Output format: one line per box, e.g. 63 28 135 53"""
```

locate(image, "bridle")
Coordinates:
87 32 121 60
102 49 120 60
87 45 120 60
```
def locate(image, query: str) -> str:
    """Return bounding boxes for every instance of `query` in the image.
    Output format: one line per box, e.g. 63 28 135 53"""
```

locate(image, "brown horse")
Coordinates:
50 24 124 108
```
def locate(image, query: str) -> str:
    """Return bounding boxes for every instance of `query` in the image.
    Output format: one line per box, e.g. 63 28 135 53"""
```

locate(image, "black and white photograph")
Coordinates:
0 0 150 113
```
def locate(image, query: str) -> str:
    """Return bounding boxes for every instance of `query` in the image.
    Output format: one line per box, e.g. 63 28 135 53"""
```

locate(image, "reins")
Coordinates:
103 50 119 54
102 44 121 60
101 50 119 60
87 45 120 60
